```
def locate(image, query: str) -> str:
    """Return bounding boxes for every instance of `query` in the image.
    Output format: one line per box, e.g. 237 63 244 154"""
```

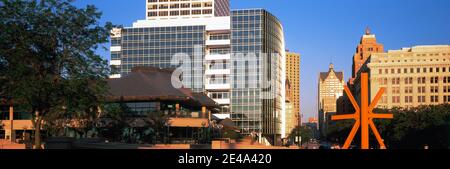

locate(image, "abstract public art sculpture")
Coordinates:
332 73 393 149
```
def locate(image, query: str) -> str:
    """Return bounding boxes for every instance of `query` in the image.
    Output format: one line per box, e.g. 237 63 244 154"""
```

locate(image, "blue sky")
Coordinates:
74 0 450 122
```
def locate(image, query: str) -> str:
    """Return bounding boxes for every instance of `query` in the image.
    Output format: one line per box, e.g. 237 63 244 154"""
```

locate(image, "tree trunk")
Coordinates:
34 110 42 149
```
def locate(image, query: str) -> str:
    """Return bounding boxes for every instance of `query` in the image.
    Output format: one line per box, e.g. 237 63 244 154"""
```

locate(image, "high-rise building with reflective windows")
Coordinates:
230 9 286 144
110 0 286 145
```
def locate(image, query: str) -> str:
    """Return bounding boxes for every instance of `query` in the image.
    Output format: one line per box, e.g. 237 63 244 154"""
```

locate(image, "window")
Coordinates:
379 78 388 85
405 86 413 94
405 77 413 84
159 4 168 9
204 2 213 7
418 77 426 84
202 9 212 14
430 86 439 93
148 11 158 16
192 3 201 8
192 10 202 15
392 87 400 94
159 11 168 16
170 11 179 16
430 77 438 84
392 96 400 103
392 78 400 85
170 4 179 9
444 77 450 83
180 10 190 15
444 86 450 93
431 96 439 103
181 3 190 8
405 96 413 103
418 96 426 103
418 86 426 93
210 92 230 99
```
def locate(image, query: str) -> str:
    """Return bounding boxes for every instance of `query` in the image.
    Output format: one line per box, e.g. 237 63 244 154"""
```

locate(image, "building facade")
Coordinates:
230 9 286 144
350 27 384 84
110 1 286 145
146 0 230 20
355 45 450 109
318 63 344 136
285 51 301 128
285 79 294 138
337 28 385 115
107 67 220 144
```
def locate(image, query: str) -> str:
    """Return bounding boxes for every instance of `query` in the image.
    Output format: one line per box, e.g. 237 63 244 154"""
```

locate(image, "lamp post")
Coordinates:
217 124 224 149
211 120 217 139
164 121 170 144
217 124 223 139
201 122 206 144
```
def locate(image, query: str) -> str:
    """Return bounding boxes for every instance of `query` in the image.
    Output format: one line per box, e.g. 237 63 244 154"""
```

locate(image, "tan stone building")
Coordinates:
355 45 450 109
318 63 345 135
284 79 295 138
285 51 301 128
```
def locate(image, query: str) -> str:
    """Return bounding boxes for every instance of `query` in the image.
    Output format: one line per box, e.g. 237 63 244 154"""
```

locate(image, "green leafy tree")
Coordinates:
0 0 112 148
289 126 315 146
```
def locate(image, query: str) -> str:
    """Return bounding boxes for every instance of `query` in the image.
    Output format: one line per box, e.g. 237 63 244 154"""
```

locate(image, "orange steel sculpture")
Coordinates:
332 73 393 149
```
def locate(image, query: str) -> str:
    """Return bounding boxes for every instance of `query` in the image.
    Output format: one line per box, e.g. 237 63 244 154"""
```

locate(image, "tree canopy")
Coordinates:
0 0 113 148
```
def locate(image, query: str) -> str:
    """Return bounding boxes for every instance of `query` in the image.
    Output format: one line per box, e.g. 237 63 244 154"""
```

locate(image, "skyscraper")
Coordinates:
285 51 300 128
318 63 344 136
230 9 286 145
110 1 286 145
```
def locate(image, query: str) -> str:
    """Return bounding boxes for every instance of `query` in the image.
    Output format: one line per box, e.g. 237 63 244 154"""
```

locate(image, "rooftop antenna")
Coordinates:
365 26 371 35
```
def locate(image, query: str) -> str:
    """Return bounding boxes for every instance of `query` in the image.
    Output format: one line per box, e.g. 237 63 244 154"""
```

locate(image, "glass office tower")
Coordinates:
230 9 286 143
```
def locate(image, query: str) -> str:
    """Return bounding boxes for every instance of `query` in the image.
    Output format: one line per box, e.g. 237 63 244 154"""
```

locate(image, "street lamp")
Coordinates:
217 124 223 139
201 122 206 144
164 121 170 144
211 120 217 139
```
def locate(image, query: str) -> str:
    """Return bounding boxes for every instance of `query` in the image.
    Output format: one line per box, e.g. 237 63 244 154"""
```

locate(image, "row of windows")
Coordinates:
383 95 448 104
378 67 450 74
377 57 449 63
148 2 212 10
148 9 212 17
209 48 230 54
148 0 195 2
378 77 450 85
122 33 204 41
209 33 230 40
122 26 204 34
208 92 230 99
147 2 212 10
389 86 450 94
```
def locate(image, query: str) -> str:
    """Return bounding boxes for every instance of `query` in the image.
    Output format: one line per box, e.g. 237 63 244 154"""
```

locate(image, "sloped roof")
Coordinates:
107 67 219 109
320 68 344 82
